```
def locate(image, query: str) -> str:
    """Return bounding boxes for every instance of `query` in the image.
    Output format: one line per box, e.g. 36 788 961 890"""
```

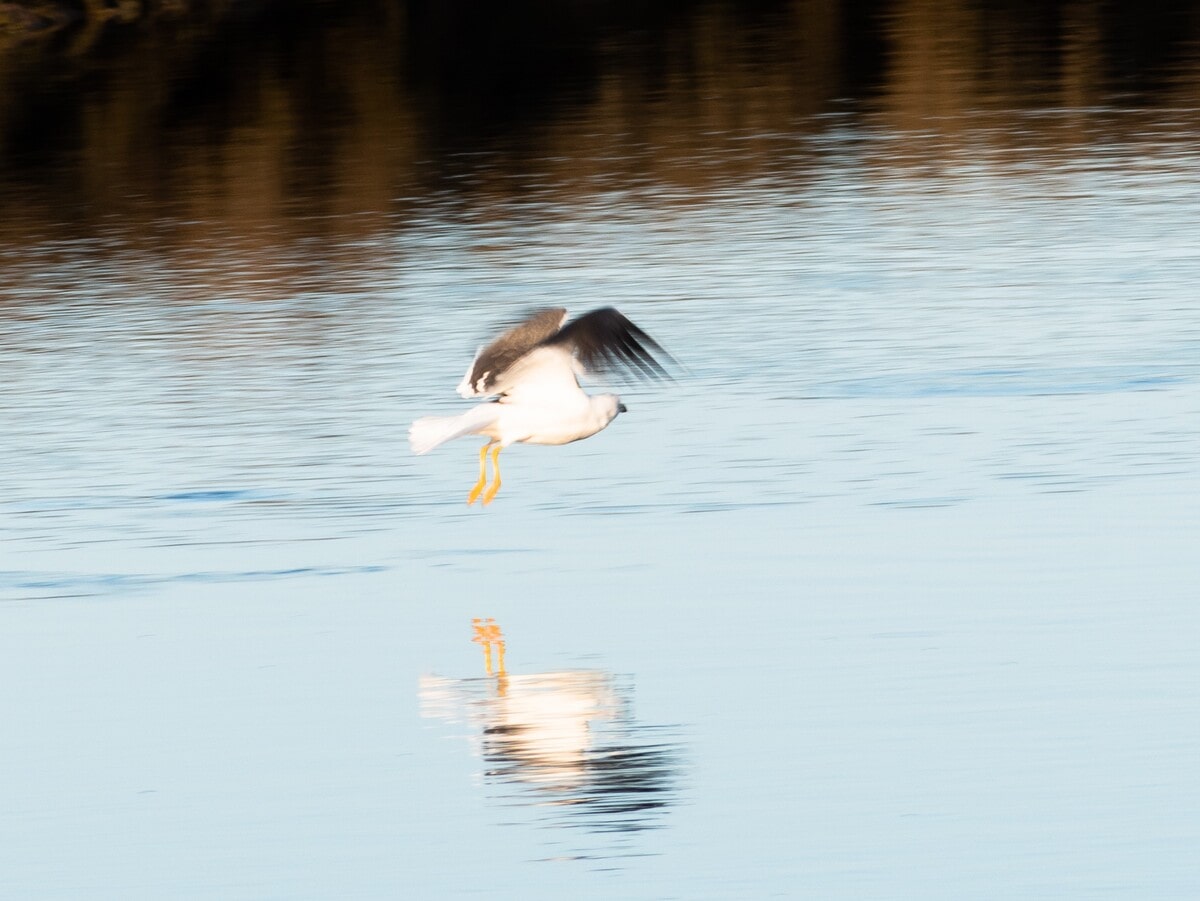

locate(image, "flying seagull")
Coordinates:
409 307 673 505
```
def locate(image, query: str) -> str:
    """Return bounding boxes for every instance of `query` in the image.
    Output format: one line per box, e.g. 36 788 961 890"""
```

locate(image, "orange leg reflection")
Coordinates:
471 617 506 677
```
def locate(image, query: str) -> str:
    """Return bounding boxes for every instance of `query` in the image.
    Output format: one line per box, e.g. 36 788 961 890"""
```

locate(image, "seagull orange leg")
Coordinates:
481 444 504 505
467 442 493 505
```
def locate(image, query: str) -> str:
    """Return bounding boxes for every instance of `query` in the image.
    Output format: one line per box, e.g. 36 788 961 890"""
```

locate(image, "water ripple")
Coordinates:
821 365 1196 399
0 565 389 599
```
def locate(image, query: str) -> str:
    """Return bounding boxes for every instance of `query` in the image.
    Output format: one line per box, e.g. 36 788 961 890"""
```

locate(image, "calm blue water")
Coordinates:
2 14 1200 897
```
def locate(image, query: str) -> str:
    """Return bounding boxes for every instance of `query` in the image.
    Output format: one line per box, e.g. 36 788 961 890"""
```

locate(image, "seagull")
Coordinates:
409 307 673 505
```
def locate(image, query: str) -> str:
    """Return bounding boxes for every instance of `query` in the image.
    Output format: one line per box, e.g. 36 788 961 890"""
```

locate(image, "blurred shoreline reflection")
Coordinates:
5 1 1200 253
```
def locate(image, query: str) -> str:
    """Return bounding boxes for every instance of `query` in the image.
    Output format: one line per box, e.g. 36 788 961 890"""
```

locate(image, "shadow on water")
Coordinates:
419 619 685 857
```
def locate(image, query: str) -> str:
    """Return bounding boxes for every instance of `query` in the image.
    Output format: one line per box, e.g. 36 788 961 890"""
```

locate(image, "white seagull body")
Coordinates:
409 307 672 504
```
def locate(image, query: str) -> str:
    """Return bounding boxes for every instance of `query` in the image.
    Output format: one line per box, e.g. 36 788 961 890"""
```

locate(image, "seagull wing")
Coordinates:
488 345 589 407
541 307 674 383
457 307 568 398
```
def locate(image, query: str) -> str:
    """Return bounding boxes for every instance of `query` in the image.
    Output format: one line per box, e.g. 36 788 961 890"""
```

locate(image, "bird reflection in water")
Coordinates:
419 618 684 844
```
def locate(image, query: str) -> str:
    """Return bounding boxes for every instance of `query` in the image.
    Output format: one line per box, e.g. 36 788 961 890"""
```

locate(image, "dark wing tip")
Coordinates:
545 307 676 383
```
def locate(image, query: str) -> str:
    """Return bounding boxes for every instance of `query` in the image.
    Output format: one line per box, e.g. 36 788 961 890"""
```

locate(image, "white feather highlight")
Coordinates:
456 346 484 398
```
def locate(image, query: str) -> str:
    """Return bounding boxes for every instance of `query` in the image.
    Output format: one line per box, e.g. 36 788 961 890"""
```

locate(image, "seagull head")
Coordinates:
591 393 626 426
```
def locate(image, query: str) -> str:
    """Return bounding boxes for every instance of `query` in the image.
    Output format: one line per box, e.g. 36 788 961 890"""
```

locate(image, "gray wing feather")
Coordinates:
460 307 568 397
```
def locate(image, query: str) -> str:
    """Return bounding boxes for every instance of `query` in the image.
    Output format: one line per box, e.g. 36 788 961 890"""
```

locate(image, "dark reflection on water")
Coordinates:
5 0 1200 245
420 620 684 853
479 675 681 836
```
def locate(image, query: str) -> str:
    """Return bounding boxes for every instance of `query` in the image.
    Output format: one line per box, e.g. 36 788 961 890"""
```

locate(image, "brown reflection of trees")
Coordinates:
871 0 1200 165
3 0 1200 252
486 0 848 196
910 0 1200 109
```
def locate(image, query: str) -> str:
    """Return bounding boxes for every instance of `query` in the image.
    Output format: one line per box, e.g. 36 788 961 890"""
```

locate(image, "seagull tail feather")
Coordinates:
409 405 500 455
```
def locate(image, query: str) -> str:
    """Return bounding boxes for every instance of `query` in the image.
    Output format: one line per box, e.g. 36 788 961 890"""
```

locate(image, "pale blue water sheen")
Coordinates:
2 115 1200 899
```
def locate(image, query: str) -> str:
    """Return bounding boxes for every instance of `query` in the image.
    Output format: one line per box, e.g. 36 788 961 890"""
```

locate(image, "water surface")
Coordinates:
2 3 1199 898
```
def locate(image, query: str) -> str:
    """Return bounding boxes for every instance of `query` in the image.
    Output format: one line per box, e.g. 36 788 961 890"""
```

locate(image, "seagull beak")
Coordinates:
618 402 628 413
